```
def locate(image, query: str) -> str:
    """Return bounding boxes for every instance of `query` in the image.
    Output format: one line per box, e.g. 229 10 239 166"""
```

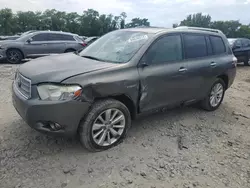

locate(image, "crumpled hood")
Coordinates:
18 53 117 84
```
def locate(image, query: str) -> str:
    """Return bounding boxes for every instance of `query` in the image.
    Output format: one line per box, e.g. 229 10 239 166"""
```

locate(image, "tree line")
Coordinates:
173 13 250 39
0 8 149 36
0 8 249 39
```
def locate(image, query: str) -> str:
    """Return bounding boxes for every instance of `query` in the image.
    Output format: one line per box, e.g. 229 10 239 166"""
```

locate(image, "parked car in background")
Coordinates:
0 31 85 63
83 36 99 46
228 38 250 66
12 27 236 151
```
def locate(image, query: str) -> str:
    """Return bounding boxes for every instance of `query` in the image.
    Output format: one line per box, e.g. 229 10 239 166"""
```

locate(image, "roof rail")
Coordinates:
134 26 165 29
175 26 222 34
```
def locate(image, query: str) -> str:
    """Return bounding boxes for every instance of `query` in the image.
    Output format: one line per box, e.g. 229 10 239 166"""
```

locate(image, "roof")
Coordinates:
31 30 77 36
122 26 225 35
122 27 167 34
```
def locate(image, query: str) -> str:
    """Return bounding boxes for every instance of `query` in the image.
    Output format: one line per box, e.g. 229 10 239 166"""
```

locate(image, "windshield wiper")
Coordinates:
81 55 103 62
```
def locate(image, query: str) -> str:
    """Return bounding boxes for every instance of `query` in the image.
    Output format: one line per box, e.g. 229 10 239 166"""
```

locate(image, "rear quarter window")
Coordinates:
210 36 226 55
62 34 75 41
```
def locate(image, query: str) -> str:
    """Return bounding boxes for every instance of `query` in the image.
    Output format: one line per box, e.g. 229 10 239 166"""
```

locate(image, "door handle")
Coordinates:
42 44 47 46
210 62 217 67
179 67 187 73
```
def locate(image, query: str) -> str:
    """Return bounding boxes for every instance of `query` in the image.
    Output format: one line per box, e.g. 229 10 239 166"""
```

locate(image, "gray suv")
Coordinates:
12 27 236 151
0 31 84 64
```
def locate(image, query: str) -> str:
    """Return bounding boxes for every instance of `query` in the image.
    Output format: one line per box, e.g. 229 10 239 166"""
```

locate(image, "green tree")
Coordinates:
175 13 250 38
210 20 242 38
0 8 16 35
0 8 152 36
235 25 250 38
120 12 127 29
126 18 150 28
179 13 211 28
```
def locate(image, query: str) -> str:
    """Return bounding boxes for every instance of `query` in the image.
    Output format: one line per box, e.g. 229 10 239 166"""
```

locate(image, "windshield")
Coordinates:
79 30 152 63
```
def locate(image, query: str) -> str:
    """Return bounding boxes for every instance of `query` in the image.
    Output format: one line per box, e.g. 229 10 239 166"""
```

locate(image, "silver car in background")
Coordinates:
0 31 85 63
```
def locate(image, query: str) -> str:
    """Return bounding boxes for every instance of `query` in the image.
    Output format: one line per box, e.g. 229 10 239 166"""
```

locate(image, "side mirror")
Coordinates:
27 38 32 43
139 57 149 68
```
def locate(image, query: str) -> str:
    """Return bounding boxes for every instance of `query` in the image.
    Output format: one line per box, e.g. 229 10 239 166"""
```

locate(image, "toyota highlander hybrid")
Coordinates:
12 27 236 151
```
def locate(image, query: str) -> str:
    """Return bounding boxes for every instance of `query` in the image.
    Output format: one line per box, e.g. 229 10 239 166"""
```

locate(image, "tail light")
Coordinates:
232 56 237 67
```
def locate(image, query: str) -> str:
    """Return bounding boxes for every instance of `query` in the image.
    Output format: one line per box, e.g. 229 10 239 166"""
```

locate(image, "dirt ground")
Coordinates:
0 62 249 188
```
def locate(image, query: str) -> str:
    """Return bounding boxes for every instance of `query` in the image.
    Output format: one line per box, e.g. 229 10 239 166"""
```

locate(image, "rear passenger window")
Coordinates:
62 34 75 41
48 34 75 41
48 34 62 41
146 35 182 64
183 34 207 59
210 36 226 55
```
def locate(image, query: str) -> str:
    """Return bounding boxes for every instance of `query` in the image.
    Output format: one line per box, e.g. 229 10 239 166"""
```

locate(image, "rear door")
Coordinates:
24 33 50 56
47 33 68 54
181 33 211 100
208 35 228 84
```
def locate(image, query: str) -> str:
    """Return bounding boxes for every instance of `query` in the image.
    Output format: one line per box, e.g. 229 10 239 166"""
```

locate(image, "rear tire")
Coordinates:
243 55 250 66
200 78 226 111
78 99 131 152
6 49 23 64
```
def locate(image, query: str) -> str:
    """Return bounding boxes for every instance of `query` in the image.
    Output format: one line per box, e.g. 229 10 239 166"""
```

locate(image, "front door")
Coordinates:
24 33 50 56
138 34 189 112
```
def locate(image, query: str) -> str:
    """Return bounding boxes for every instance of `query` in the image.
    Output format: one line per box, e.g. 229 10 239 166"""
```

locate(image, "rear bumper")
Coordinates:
12 82 91 137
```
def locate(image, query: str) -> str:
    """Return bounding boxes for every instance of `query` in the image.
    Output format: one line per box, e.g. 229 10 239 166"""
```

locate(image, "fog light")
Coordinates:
49 122 62 131
54 123 62 130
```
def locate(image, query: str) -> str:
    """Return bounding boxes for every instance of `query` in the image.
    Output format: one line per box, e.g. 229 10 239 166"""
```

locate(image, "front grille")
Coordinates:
15 72 31 99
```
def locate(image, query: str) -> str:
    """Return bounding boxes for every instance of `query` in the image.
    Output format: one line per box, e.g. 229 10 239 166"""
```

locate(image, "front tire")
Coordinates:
200 78 226 111
6 49 23 64
79 99 131 152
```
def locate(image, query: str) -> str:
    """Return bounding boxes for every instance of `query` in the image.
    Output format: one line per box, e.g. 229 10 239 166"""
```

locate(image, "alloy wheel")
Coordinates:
91 108 125 146
7 51 20 63
210 83 224 107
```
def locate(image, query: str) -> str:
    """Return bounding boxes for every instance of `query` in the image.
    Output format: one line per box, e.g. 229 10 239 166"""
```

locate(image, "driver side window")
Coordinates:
145 35 183 64
234 40 242 47
31 33 48 42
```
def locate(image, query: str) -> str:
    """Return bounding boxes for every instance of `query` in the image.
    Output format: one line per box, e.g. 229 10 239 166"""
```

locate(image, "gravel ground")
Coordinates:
0 62 250 188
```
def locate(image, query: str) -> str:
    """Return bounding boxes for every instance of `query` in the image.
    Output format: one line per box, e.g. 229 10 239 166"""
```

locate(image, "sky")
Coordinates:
0 0 250 27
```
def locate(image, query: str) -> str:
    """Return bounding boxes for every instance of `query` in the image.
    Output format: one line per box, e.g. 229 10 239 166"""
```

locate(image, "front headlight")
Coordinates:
37 84 82 101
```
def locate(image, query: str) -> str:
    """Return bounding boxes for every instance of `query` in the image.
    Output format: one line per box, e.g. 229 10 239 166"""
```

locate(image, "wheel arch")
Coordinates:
6 48 25 59
94 94 137 120
217 74 229 89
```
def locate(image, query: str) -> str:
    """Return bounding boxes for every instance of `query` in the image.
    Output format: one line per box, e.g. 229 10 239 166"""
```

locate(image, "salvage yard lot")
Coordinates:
0 62 250 188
